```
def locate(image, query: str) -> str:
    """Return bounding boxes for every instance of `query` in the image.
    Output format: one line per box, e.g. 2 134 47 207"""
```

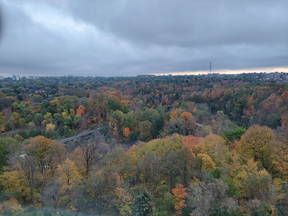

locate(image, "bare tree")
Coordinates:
20 154 38 204
80 140 109 178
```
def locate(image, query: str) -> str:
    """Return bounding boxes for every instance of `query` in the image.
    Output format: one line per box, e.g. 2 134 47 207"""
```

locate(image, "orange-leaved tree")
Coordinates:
123 127 131 137
171 184 188 216
76 105 86 116
180 112 193 121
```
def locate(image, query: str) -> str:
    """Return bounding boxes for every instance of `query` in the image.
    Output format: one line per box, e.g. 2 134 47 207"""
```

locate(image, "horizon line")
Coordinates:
1 67 288 78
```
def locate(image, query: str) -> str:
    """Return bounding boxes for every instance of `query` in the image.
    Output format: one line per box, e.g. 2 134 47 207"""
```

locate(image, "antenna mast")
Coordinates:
209 61 212 74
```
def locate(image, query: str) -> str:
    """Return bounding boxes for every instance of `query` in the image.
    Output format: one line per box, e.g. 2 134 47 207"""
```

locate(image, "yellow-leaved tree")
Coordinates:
238 125 274 170
197 153 216 171
114 185 133 216
56 159 82 192
0 170 31 202
272 141 288 180
232 159 272 201
200 134 230 166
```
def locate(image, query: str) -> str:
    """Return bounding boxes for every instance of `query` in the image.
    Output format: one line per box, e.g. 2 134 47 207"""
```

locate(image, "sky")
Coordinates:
0 0 287 77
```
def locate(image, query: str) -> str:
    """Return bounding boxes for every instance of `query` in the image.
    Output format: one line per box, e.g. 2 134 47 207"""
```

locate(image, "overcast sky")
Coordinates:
0 0 287 76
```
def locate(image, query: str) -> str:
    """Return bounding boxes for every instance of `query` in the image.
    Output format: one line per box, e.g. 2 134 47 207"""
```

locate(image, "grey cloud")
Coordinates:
0 0 287 76
68 0 288 46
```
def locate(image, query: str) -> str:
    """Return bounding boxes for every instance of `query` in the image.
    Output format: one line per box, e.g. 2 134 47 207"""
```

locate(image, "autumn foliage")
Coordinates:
76 105 86 116
123 127 131 137
1 75 288 215
172 184 188 215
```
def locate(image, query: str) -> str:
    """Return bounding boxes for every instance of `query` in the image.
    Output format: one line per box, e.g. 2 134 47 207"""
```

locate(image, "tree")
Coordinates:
197 153 216 171
273 142 288 180
72 141 109 178
222 127 246 142
76 105 85 116
0 137 18 173
41 159 83 208
56 159 82 192
72 171 119 215
154 183 174 216
0 170 30 202
110 110 124 138
201 134 230 166
239 125 274 170
14 136 66 203
137 134 183 159
170 110 178 119
45 123 56 132
171 184 188 216
166 114 196 136
0 142 8 173
87 93 108 123
232 160 273 201
0 112 7 132
108 99 128 113
133 190 152 216
181 135 203 157
281 113 288 129
138 120 152 141
187 179 238 216
24 136 66 180
180 112 193 121
123 127 132 137
0 197 22 215
19 154 38 204
114 185 133 216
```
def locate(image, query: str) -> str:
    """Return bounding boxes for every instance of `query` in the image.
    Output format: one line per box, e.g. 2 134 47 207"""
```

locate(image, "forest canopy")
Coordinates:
1 73 288 215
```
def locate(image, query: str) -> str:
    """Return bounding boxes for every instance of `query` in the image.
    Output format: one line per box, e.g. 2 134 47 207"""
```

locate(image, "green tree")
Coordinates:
0 137 19 173
133 191 152 216
222 127 246 142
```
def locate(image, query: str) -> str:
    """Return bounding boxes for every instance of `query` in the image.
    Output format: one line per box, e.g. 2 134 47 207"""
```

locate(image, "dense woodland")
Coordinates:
1 73 288 215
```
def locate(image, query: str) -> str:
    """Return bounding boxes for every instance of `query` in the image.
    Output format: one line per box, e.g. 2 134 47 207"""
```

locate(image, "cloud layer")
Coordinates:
0 0 287 76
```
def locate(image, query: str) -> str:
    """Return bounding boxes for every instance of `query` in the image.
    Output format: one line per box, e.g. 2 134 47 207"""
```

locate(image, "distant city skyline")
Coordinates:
156 67 288 76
